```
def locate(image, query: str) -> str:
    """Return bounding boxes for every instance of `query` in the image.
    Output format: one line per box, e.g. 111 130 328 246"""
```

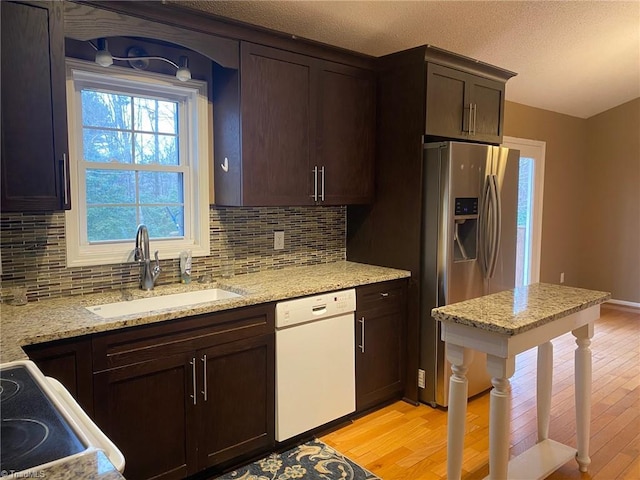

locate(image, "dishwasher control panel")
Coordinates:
275 289 356 329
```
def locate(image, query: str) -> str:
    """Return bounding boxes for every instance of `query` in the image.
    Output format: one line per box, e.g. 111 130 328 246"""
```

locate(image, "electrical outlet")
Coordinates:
560 272 565 284
418 369 426 389
274 230 284 250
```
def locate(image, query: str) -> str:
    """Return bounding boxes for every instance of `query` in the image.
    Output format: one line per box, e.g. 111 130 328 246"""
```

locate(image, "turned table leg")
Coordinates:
486 354 516 480
537 341 553 442
446 344 474 480
573 323 594 472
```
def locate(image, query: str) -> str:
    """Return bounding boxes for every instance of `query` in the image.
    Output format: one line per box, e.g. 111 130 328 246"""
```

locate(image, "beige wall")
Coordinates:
582 98 640 303
504 99 640 303
504 101 589 288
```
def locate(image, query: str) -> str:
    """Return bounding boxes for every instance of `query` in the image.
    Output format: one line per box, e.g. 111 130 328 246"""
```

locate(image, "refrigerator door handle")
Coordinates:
479 175 492 278
488 174 502 279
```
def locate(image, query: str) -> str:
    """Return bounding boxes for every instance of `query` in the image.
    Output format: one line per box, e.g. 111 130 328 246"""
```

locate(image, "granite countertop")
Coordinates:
1 261 410 363
431 283 610 335
1 261 408 479
17 449 125 480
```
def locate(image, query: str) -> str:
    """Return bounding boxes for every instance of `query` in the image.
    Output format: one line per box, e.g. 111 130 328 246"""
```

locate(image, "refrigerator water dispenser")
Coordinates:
453 197 478 262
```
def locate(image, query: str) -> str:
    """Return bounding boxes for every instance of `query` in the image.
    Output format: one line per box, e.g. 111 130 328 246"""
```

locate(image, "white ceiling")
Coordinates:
175 0 640 119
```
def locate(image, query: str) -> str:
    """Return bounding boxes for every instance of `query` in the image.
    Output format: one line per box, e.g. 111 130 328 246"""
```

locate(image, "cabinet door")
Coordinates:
93 354 197 480
425 63 468 140
197 334 275 469
24 337 93 416
317 62 375 205
468 75 505 144
240 43 314 206
355 281 406 412
0 1 69 211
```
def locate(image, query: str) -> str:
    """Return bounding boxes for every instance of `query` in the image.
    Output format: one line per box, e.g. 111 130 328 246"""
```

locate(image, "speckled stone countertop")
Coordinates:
15 449 125 480
1 261 410 363
431 283 610 335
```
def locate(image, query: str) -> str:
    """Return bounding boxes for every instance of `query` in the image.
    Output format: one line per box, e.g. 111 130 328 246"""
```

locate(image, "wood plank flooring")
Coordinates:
321 305 640 479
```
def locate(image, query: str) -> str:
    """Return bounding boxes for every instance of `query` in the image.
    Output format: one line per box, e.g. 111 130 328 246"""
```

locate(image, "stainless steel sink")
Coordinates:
85 288 242 319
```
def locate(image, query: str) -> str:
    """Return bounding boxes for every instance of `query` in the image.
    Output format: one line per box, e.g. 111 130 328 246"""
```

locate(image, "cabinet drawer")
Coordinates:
356 279 407 313
93 304 274 372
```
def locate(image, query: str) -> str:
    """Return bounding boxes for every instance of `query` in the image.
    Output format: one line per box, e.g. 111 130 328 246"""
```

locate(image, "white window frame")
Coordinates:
65 59 210 267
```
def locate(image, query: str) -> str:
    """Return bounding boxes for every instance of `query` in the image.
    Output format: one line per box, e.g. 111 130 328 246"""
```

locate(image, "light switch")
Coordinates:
274 231 284 250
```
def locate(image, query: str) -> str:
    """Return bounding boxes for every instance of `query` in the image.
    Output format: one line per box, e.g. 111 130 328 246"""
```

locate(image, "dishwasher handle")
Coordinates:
312 304 327 315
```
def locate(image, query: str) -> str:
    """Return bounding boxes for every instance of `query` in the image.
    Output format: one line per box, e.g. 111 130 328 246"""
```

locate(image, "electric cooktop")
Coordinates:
0 365 86 474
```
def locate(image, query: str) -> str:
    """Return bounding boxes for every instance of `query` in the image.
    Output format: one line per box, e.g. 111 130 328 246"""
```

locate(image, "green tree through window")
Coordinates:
80 89 184 242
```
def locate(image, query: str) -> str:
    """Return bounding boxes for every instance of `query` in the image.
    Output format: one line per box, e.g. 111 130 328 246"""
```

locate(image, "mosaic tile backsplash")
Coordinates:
0 206 346 302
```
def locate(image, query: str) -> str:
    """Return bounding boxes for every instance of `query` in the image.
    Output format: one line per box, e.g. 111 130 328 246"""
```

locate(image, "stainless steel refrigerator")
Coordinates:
420 141 519 407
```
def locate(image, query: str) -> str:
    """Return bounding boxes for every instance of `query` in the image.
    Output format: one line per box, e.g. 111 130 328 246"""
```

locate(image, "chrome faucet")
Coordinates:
134 224 161 290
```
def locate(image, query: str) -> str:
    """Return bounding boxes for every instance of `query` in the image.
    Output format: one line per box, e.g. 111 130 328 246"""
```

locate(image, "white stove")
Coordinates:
0 360 124 477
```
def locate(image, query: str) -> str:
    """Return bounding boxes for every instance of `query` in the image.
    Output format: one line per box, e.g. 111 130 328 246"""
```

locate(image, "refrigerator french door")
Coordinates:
420 141 519 407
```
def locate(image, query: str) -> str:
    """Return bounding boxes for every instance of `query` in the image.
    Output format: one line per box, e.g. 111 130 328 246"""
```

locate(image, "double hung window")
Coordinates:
65 59 210 266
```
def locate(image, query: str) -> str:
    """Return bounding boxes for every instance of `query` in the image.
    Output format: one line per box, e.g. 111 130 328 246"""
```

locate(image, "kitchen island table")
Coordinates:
432 283 610 480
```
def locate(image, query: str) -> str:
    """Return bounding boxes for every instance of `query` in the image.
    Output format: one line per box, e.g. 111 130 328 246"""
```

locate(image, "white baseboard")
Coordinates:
605 299 640 312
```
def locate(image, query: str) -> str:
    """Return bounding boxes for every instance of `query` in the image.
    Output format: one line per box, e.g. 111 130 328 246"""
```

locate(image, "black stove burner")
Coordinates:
0 365 86 474
1 418 49 464
0 378 20 402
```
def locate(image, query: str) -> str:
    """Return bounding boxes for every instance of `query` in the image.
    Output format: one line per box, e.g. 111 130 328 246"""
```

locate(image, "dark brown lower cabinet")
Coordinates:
198 335 274 469
24 336 93 415
355 280 407 412
92 304 275 480
93 353 196 480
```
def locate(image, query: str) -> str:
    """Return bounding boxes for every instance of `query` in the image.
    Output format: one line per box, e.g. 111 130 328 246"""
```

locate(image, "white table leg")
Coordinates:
446 344 474 480
486 354 516 480
537 341 553 442
573 322 594 472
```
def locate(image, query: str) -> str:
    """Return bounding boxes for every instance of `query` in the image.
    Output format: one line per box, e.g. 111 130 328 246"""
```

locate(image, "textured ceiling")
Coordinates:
175 0 640 119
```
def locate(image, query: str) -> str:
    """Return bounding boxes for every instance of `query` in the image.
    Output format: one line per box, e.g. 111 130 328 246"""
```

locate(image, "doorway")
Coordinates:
503 137 546 286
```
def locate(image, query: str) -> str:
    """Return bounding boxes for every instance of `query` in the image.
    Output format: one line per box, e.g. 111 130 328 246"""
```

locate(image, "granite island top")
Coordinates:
431 283 610 335
1 261 410 363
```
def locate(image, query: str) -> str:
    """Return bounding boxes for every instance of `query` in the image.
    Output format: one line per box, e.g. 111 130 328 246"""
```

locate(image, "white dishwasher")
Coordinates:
275 289 356 441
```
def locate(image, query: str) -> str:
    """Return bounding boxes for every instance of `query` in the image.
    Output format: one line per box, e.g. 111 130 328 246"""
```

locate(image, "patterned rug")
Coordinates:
214 438 380 480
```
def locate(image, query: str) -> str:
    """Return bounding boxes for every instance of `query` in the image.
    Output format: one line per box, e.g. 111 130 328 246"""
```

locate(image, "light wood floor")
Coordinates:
321 305 640 479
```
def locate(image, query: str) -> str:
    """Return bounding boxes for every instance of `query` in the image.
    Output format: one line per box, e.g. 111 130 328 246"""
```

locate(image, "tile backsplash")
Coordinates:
0 206 346 302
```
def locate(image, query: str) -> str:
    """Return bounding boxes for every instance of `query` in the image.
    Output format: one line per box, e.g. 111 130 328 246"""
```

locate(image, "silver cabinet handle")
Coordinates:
472 103 477 136
190 358 197 405
61 153 69 208
358 317 365 353
201 354 208 401
311 166 318 201
466 103 473 134
320 166 325 202
380 292 389 298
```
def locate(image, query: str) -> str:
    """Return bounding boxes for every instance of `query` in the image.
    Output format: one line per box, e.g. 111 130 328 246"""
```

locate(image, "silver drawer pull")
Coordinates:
311 166 318 201
201 354 208 401
190 358 197 405
358 317 365 353
380 292 389 298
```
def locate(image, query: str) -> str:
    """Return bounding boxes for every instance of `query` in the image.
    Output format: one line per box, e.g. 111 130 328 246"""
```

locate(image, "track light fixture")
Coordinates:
90 39 192 82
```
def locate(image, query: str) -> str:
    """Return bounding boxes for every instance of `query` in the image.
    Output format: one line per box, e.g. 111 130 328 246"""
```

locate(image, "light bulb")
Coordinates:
95 50 113 67
176 56 191 82
176 67 191 82
95 39 113 67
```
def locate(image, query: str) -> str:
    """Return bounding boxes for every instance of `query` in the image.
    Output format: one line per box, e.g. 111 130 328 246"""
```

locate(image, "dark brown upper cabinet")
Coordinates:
213 42 375 206
422 45 516 145
426 63 506 144
1 1 70 212
318 62 375 205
